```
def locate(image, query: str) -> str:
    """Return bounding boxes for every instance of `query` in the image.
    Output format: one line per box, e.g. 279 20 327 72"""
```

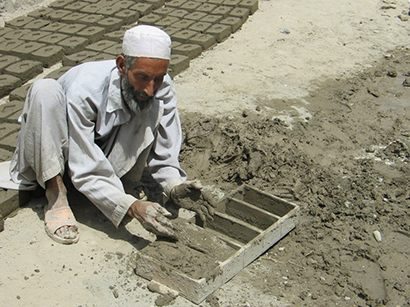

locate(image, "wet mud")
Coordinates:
176 47 410 306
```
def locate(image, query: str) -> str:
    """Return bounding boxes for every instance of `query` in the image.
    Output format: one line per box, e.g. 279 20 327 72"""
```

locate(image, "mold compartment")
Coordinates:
230 184 295 217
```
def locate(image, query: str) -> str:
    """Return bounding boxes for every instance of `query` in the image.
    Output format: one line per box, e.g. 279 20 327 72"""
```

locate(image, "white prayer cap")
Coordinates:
122 25 171 60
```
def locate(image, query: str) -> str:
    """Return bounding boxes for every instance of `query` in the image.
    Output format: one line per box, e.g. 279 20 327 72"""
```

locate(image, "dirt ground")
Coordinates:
1 0 410 306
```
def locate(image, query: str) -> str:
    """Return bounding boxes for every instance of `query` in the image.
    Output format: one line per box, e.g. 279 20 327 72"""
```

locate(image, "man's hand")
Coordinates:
127 200 176 238
170 181 216 222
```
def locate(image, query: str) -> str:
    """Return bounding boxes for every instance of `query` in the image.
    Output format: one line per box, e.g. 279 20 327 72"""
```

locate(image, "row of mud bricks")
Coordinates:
0 0 259 229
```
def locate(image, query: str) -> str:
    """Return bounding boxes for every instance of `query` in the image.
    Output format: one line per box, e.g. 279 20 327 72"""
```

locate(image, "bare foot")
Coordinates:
45 175 79 243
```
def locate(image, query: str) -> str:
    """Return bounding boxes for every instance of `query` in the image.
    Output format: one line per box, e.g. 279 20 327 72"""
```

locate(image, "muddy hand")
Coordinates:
170 181 216 222
127 200 176 239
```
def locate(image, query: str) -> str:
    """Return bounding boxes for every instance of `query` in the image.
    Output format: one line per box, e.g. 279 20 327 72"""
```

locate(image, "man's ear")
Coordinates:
116 55 126 76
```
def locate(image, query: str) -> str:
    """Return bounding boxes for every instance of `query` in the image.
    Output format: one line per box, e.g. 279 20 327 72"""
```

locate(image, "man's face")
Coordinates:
119 57 169 114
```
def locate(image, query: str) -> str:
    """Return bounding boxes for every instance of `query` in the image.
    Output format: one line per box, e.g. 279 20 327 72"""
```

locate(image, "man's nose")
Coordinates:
143 79 155 97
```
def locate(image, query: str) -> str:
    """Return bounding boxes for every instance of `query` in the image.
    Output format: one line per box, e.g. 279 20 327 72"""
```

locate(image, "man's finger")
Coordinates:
156 214 175 230
154 204 172 217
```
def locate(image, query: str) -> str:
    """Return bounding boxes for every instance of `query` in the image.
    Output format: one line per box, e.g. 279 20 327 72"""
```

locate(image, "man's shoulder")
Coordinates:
58 59 117 94
62 59 116 78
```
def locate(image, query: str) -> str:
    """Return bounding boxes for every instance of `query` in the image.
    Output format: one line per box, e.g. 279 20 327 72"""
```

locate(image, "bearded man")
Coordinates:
6 25 209 244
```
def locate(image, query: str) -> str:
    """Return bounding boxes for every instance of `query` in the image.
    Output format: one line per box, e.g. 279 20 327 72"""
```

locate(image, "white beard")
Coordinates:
121 73 153 115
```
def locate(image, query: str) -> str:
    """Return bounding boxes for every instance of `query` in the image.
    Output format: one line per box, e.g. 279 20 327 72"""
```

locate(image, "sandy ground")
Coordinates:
1 0 410 306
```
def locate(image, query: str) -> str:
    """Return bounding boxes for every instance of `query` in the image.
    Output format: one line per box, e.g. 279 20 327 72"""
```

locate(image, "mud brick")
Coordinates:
20 30 50 42
0 27 13 37
154 7 175 16
80 3 101 13
97 17 124 31
62 50 98 66
163 26 182 36
112 0 135 10
173 43 202 59
138 13 161 25
9 85 30 102
184 11 207 21
9 42 45 59
103 29 127 42
171 29 198 43
0 75 22 98
0 122 20 139
99 0 117 6
208 0 224 4
189 21 212 32
239 0 258 14
114 10 140 24
165 9 185 19
171 40 182 49
24 19 51 30
41 22 66 32
145 0 165 10
0 99 24 120
1 130 19 149
220 16 243 32
77 14 104 25
168 54 189 77
58 36 89 54
0 56 21 73
0 147 14 162
0 39 24 53
58 23 87 35
5 16 35 28
171 19 195 29
130 3 154 16
205 24 231 42
3 29 31 40
46 10 72 21
104 44 122 56
85 40 116 52
44 66 71 79
50 0 74 8
212 5 232 17
28 7 54 18
0 189 31 219
229 7 249 21
96 6 121 16
223 0 241 6
5 60 43 83
76 26 106 43
31 46 65 67
38 32 69 44
156 16 180 28
196 3 217 13
188 32 216 49
64 1 89 11
84 53 114 63
200 14 223 24
166 0 187 8
180 1 201 12
61 12 88 24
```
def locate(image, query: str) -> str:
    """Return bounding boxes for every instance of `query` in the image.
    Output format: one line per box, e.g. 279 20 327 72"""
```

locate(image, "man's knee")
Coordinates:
27 79 66 111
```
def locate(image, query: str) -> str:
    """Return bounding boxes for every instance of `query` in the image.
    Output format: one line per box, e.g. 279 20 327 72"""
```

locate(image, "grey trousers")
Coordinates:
10 79 68 189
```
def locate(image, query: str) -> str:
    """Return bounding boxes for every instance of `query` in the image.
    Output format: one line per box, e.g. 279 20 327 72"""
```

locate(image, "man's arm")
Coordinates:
146 74 187 197
67 96 136 227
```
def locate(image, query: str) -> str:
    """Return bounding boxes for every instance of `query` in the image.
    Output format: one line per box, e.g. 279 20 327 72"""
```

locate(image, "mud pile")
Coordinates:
179 46 410 306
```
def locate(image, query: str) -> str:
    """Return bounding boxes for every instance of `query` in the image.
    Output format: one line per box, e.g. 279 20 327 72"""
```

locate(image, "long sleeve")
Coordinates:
67 92 137 227
147 75 187 196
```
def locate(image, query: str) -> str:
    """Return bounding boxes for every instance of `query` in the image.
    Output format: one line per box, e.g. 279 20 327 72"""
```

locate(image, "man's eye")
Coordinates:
136 74 148 81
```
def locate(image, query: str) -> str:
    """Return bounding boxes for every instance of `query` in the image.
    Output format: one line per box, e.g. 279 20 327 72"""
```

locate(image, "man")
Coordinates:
7 25 212 244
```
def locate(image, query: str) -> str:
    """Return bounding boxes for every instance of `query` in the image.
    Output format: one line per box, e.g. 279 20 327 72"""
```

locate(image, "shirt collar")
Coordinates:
107 68 130 115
